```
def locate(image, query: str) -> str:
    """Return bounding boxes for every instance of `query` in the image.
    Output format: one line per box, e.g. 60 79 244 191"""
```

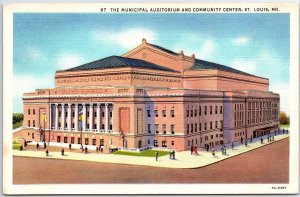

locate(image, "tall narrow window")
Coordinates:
186 110 189 117
171 110 175 117
155 110 158 117
199 106 202 116
187 124 189 133
204 106 207 115
220 106 223 114
28 109 31 115
191 110 193 117
210 106 212 115
162 110 166 117
155 124 159 134
147 124 151 133
215 106 218 114
162 124 166 134
147 110 151 117
171 124 175 134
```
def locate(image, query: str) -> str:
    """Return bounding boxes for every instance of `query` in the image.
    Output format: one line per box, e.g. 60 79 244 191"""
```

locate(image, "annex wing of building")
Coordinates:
21 39 280 151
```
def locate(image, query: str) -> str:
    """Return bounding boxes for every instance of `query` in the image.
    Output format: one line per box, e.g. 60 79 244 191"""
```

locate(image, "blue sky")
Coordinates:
13 13 290 113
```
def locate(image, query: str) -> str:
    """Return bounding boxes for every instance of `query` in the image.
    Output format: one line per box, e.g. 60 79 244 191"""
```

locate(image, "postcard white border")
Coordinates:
3 2 299 194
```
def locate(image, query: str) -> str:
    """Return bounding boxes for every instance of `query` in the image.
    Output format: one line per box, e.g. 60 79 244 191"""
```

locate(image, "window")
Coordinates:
196 139 198 144
71 137 74 144
220 120 223 127
162 140 167 147
215 121 218 128
94 112 97 117
110 111 112 117
28 120 30 127
210 106 212 115
216 134 219 138
199 123 202 131
59 112 61 117
171 124 175 134
171 141 174 145
204 122 207 130
87 111 90 117
148 140 150 144
205 136 208 140
190 110 193 117
72 111 75 117
186 110 189 117
188 140 190 146
210 122 212 129
211 135 213 139
102 111 105 117
162 124 166 134
187 124 189 133
101 124 105 130
204 106 207 115
33 109 35 115
162 110 166 117
194 109 197 117
57 136 61 143
199 106 202 116
64 137 68 143
147 110 151 117
215 106 217 114
147 124 151 133
154 140 158 147
78 137 81 144
220 106 223 114
191 124 193 133
93 124 97 129
155 124 159 134
92 139 96 145
171 110 175 117
100 139 104 146
155 110 158 117
33 120 35 127
28 109 31 115
195 123 197 132
85 138 89 145
109 124 112 130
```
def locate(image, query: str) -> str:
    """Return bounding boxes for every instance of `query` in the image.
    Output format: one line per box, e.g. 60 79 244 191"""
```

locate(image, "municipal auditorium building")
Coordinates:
21 39 280 151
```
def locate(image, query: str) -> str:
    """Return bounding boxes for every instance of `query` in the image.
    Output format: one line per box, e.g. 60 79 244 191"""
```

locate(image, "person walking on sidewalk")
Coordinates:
212 148 215 157
191 146 194 155
36 143 39 149
46 149 49 156
261 137 263 144
69 143 72 150
240 137 243 145
245 140 248 147
61 148 64 156
155 151 158 161
231 142 234 150
250 136 253 143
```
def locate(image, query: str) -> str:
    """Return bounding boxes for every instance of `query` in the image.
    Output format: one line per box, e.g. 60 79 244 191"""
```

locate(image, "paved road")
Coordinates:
13 138 289 184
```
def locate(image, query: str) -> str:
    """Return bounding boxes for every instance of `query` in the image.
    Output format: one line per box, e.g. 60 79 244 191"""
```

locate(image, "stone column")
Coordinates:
75 104 79 131
67 103 72 131
89 104 93 131
61 104 65 130
55 104 59 130
111 104 114 131
49 104 52 130
82 103 86 131
96 103 101 131
105 103 109 131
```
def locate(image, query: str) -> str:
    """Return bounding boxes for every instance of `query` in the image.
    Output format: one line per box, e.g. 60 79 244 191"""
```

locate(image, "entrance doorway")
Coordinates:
138 140 142 148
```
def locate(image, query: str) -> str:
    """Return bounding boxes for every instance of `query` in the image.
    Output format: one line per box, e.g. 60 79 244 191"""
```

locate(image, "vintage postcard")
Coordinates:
3 2 299 195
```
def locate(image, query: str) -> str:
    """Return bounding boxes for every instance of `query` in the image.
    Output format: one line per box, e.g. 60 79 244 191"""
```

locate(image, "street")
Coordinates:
13 138 289 184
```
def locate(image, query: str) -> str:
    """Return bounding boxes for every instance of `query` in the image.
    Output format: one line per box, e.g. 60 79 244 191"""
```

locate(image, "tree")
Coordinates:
279 112 289 125
13 113 23 124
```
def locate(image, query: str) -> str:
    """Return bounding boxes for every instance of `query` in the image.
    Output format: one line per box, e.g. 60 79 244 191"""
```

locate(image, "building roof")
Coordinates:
62 56 177 73
191 59 255 77
148 43 178 55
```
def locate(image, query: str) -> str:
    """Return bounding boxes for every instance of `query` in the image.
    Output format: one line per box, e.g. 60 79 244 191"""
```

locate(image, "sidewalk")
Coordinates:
13 133 289 169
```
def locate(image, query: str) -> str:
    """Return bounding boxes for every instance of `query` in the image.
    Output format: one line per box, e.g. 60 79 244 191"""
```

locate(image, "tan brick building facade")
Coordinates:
20 39 279 151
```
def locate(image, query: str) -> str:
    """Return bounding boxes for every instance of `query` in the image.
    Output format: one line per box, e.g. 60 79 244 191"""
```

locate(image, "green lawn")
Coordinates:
13 121 23 129
112 149 170 157
280 124 290 129
13 139 21 150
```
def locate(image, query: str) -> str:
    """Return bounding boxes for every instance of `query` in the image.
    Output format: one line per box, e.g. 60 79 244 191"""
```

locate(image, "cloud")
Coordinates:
230 59 257 73
91 28 156 49
232 36 250 46
57 53 84 70
197 40 215 59
13 74 54 112
25 47 45 61
269 83 290 114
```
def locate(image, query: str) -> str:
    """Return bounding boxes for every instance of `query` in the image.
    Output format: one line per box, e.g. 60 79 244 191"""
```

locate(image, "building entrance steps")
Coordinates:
13 133 289 169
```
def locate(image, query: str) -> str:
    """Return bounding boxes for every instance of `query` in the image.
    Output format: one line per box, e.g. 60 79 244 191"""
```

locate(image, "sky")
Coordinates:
13 13 290 113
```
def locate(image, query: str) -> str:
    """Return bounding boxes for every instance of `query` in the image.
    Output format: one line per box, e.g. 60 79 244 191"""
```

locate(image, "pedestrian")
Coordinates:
245 140 248 147
212 148 215 157
69 143 72 150
224 147 226 155
272 135 274 141
155 151 158 161
250 136 253 143
169 150 172 159
241 137 243 144
231 142 234 150
172 150 175 160
261 137 263 144
24 140 27 147
206 145 209 152
81 145 84 151
267 136 269 142
36 143 39 149
194 146 199 155
43 142 46 149
221 146 224 155
85 146 88 154
191 146 194 155
61 148 64 156
46 149 49 156
100 146 103 153
19 144 23 151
